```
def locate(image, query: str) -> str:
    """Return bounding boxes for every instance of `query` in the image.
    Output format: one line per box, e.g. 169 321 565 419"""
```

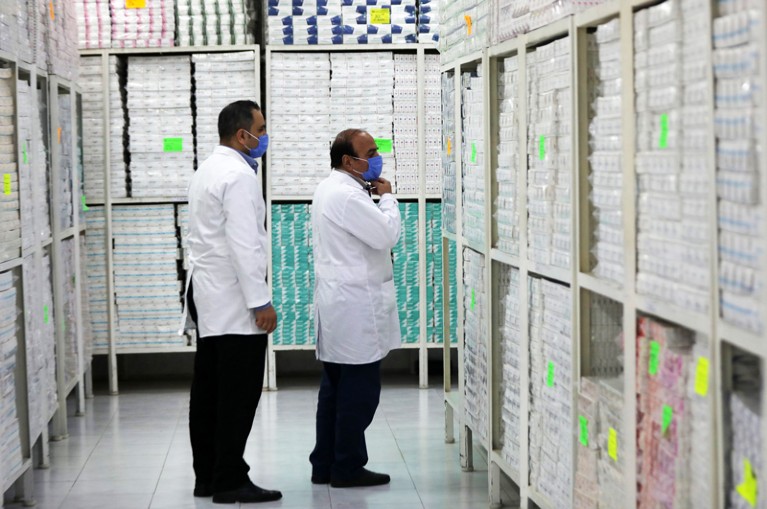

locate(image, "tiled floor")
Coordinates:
6 379 491 509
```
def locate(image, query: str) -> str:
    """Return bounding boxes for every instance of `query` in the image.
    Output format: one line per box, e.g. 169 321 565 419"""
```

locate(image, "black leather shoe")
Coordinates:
194 481 213 497
311 475 330 485
212 480 282 504
331 469 390 488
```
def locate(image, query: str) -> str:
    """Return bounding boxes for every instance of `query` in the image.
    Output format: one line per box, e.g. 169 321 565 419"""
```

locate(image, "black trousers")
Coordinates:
309 360 382 481
188 280 267 492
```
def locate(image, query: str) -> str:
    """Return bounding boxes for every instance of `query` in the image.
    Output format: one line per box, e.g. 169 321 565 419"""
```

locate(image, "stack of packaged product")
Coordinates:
108 56 127 198
270 204 315 346
176 0 255 47
78 235 94 364
495 55 519 257
688 338 713 509
47 0 79 81
492 0 609 45
528 277 572 507
126 55 194 198
393 54 418 195
61 238 80 383
57 93 74 230
0 271 22 491
463 247 487 444
14 1 34 65
75 0 112 49
266 0 418 45
714 3 765 333
192 51 257 161
330 53 396 187
79 56 109 202
438 0 489 64
393 202 419 343
498 263 521 472
634 0 710 313
588 19 623 285
112 205 184 347
84 207 109 349
0 68 20 264
424 55 442 195
418 0 439 44
441 71 456 234
461 66 485 247
177 204 189 272
527 37 572 270
269 53 332 197
109 0 175 48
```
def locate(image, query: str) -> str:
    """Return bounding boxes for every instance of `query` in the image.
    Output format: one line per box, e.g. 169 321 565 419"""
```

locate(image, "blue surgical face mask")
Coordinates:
243 130 269 158
350 155 383 182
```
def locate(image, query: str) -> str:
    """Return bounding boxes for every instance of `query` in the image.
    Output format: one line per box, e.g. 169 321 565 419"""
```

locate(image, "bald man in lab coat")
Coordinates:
308 129 402 488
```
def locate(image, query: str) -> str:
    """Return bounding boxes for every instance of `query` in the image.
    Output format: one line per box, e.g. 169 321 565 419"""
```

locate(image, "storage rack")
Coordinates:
440 1 763 508
264 43 452 390
79 45 261 395
0 49 90 504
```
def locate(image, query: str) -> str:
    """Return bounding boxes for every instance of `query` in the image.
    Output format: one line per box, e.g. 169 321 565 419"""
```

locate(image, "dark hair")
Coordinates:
330 129 365 169
218 100 261 140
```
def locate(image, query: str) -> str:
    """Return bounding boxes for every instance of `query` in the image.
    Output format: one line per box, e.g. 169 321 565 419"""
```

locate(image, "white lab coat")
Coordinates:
180 146 270 338
312 170 402 364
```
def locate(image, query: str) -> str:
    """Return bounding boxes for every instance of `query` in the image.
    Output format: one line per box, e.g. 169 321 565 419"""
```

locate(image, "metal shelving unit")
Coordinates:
440 1 753 508
81 45 261 395
264 43 452 390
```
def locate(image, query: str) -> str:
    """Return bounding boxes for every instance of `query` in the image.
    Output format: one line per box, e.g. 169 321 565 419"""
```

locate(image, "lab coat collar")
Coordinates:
217 145 259 174
333 168 372 194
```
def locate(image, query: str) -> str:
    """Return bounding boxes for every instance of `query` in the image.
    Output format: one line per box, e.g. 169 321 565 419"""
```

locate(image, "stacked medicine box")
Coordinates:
109 56 127 198
527 37 572 270
713 4 765 333
424 54 441 195
528 277 572 507
498 263 521 472
438 0 489 64
394 202 419 343
634 0 710 314
0 68 20 263
463 248 487 444
109 0 175 48
75 0 112 49
441 71 456 234
57 93 74 230
0 271 22 492
393 54 418 194
418 0 439 44
48 0 80 81
271 204 315 346
269 53 332 197
193 51 256 161
84 207 109 349
61 239 80 383
78 236 94 365
461 66 485 247
588 19 623 285
126 56 194 198
266 0 418 45
79 57 110 202
330 53 396 186
426 202 450 343
495 55 520 257
176 0 255 47
112 205 184 347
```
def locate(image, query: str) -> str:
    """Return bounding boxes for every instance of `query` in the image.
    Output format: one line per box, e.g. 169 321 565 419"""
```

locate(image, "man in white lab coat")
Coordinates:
183 100 281 504
309 129 402 488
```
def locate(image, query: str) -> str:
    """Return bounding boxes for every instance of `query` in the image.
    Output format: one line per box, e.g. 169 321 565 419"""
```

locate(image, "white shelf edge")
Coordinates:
93 345 196 355
111 197 189 204
573 0 622 27
59 226 76 240
718 320 766 358
0 257 23 273
426 342 457 348
445 390 463 416
443 231 457 242
527 486 555 509
490 248 520 268
78 44 260 56
460 237 487 256
526 260 572 285
524 17 572 47
489 449 521 488
272 344 317 351
577 272 626 303
266 43 434 53
634 294 711 335
2 458 32 494
64 375 79 398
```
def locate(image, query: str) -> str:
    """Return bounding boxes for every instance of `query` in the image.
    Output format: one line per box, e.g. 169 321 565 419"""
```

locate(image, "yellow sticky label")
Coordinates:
370 8 390 24
126 0 146 7
737 458 758 507
695 357 709 396
57 127 62 144
464 15 472 36
447 137 452 156
608 427 618 461
3 174 10 195
49 1 54 20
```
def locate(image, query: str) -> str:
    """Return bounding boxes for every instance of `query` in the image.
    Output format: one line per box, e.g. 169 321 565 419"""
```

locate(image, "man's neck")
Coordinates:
334 168 369 189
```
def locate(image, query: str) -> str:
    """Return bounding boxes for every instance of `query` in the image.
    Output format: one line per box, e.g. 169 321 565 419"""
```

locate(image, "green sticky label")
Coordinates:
608 427 618 461
695 356 709 397
22 142 27 164
737 458 758 507
579 416 589 447
546 361 555 387
470 289 475 310
43 305 49 324
649 340 660 376
661 404 673 434
659 113 669 149
538 135 546 160
82 195 89 211
163 137 183 152
3 174 10 195
470 142 477 164
374 138 393 154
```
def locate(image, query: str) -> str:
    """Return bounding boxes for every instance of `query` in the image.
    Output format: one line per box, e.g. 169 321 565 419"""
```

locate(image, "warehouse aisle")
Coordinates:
7 382 489 509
